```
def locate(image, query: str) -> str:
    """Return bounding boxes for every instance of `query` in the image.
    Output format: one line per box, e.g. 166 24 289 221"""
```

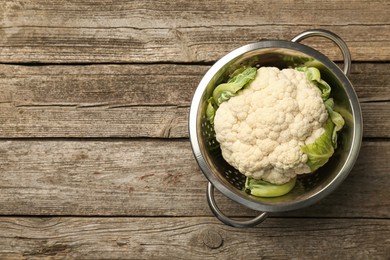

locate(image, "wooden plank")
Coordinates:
0 64 203 107
0 105 189 138
361 102 390 138
350 63 390 102
0 217 388 259
0 0 388 63
0 140 388 218
0 63 388 138
0 63 387 105
0 103 387 138
0 63 201 138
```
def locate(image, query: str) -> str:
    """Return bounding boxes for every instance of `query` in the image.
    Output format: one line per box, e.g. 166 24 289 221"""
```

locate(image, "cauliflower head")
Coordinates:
214 67 328 185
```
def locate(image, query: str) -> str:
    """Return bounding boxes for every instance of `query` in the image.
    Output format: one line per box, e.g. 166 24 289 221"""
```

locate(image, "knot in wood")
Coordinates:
201 228 223 249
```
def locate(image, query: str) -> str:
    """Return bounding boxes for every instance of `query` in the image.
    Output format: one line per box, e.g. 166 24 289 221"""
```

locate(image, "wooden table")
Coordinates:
0 1 389 259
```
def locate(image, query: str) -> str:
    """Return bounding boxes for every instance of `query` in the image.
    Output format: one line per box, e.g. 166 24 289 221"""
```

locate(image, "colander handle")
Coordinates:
207 182 268 228
291 29 352 76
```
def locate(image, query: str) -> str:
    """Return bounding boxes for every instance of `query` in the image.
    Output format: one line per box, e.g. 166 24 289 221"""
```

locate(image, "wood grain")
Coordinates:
0 0 389 258
0 0 389 63
0 63 388 138
0 140 388 218
0 103 387 138
0 217 388 259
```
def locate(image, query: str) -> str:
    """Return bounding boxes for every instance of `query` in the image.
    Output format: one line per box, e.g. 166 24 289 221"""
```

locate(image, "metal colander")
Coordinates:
189 29 363 227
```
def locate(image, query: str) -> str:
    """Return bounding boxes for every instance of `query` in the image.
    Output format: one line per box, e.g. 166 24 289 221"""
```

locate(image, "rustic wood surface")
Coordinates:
0 0 389 63
0 217 389 259
0 0 389 259
0 140 389 219
0 63 389 138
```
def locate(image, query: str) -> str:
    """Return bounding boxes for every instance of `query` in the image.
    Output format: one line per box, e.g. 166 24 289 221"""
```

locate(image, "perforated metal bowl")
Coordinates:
189 29 363 227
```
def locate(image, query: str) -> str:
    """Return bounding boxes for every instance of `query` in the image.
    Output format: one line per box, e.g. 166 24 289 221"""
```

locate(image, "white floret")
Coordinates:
214 67 328 185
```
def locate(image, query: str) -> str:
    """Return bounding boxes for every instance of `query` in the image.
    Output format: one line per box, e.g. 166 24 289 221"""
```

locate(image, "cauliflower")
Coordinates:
213 67 329 185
